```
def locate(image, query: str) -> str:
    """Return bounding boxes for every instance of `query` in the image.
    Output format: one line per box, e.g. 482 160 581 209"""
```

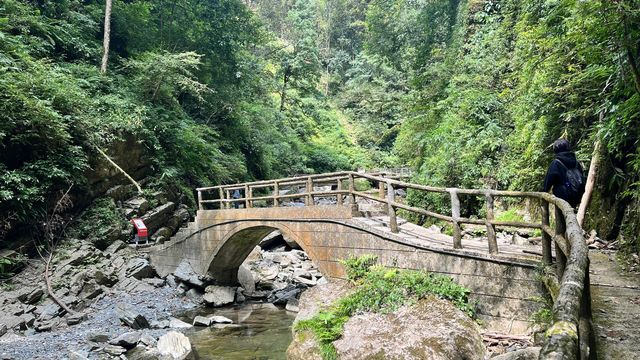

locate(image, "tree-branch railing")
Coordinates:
196 171 591 360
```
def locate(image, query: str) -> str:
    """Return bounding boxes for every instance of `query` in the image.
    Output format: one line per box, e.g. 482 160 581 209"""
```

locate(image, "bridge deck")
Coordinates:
590 250 640 358
354 216 542 263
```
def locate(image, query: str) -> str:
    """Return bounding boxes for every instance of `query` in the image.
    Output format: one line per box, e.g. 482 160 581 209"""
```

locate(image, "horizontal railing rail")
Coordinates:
195 170 591 360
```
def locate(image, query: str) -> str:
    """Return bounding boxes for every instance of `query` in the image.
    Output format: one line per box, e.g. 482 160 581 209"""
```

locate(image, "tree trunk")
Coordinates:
577 140 602 228
95 146 143 194
280 66 290 112
100 0 113 74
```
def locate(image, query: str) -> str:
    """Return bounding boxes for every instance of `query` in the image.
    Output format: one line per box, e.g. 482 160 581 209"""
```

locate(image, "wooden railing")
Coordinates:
196 171 592 360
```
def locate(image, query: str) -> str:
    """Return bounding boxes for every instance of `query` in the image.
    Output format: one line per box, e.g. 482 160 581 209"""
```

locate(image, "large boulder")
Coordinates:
141 202 176 235
125 258 156 280
202 286 235 307
157 331 192 360
237 265 255 294
332 296 484 360
172 260 204 288
288 283 484 360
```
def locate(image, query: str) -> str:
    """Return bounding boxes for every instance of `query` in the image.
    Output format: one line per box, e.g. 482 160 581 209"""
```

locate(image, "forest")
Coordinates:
1 0 639 254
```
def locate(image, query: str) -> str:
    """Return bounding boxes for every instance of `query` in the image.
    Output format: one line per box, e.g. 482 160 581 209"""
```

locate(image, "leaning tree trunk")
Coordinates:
100 0 112 74
95 146 143 194
577 140 601 228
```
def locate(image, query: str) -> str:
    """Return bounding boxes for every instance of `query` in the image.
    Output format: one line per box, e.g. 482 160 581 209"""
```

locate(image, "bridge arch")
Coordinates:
204 221 314 285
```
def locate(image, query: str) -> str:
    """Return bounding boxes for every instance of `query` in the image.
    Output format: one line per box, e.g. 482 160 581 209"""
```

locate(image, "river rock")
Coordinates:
68 350 90 360
268 285 301 305
103 344 127 356
244 246 262 263
173 260 204 288
144 278 165 288
94 269 118 287
257 263 280 281
116 303 150 329
37 303 62 321
0 323 7 337
203 286 235 307
151 227 173 242
141 202 176 234
331 296 484 360
237 265 255 294
109 331 142 349
126 258 156 280
492 347 541 360
124 197 150 217
169 317 193 329
193 315 233 326
67 312 87 325
157 331 192 360
285 298 299 312
105 240 127 255
17 288 43 305
185 288 203 304
19 313 35 328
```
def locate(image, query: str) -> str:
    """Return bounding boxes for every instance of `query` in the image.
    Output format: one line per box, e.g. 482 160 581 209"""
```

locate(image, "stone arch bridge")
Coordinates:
147 171 591 359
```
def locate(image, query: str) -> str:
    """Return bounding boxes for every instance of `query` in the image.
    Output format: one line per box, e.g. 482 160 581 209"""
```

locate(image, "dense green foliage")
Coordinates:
1 0 639 252
296 255 474 359
0 0 371 238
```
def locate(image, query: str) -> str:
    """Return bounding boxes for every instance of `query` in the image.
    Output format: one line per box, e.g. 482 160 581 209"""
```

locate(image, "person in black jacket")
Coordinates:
543 139 585 208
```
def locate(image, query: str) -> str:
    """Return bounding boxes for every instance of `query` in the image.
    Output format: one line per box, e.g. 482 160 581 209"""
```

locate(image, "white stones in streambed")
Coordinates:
192 315 233 327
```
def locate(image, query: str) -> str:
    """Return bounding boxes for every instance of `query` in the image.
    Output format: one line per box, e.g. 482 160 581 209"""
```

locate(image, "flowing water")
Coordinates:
181 302 297 360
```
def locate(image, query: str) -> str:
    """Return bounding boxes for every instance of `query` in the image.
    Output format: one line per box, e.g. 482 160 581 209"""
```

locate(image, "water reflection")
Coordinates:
182 303 297 360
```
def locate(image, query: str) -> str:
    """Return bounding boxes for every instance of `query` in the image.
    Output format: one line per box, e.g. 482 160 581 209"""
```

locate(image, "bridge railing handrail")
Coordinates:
196 170 590 359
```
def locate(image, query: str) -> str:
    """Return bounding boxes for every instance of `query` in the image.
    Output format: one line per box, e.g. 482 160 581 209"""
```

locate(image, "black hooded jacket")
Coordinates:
543 151 584 207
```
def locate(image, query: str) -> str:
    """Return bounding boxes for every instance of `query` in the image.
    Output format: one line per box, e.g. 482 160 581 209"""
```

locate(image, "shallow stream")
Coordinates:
180 302 297 360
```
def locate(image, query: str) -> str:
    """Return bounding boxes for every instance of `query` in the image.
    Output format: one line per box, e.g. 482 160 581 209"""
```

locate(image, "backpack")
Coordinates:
556 159 585 200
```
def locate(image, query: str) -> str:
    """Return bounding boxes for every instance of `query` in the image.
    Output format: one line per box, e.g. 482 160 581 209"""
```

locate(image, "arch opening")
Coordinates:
206 224 310 286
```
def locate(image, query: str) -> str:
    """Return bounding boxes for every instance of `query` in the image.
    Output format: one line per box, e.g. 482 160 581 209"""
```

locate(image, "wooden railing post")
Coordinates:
225 189 231 209
485 193 498 254
387 181 399 233
198 190 203 210
378 175 385 199
348 173 357 212
541 200 553 265
246 185 252 208
274 181 279 207
449 189 462 249
306 176 313 206
244 185 250 208
555 204 567 280
336 179 343 206
218 188 224 210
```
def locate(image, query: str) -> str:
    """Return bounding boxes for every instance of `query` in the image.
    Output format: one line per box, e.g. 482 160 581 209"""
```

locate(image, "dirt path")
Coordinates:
590 250 640 359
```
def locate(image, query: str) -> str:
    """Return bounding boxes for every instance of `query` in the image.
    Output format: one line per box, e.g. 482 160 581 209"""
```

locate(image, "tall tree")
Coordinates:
100 0 113 74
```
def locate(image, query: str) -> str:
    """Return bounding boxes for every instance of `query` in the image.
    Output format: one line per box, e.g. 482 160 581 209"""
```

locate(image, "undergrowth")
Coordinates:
295 255 474 359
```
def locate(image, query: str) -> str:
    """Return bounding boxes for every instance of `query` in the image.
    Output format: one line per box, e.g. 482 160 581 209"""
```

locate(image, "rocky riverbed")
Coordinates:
0 229 321 360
